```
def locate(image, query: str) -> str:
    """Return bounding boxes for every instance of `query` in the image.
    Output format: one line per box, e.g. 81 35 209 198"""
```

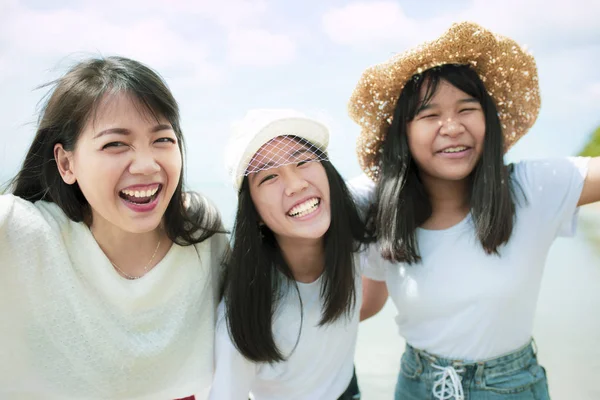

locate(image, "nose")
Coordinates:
439 117 465 138
129 148 161 175
283 170 309 197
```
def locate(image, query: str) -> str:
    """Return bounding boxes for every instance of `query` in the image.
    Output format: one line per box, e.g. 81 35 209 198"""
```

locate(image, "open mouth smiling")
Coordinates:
287 197 321 218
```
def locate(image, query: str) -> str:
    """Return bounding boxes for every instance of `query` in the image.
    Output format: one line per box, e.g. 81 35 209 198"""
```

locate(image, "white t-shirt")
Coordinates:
208 258 363 400
350 157 589 361
0 195 228 400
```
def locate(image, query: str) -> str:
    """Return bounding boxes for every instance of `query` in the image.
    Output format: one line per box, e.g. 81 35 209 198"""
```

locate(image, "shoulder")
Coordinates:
511 157 589 188
0 195 68 234
0 196 74 264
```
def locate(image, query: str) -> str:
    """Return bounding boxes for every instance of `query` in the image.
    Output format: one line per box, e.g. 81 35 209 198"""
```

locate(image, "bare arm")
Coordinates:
578 157 600 206
360 277 388 321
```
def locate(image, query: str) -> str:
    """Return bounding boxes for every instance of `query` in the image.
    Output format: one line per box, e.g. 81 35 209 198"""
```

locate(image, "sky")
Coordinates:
1 0 599 222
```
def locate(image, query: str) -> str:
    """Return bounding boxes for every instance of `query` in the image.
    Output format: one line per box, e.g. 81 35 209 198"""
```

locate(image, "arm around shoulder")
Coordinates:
360 276 388 321
358 244 390 321
0 194 16 230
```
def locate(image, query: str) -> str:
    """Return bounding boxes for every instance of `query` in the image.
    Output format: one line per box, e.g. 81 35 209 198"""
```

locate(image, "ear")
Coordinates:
54 143 77 185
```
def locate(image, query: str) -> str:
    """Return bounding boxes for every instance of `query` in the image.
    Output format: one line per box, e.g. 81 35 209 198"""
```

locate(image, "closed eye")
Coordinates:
155 137 177 144
459 108 479 113
259 174 277 185
420 113 439 120
102 142 126 150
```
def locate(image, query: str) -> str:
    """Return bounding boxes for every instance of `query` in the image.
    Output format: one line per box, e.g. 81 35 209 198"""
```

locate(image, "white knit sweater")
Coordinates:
0 194 228 400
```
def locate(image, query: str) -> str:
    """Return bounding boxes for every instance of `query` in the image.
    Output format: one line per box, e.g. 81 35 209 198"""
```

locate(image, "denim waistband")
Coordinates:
405 339 537 375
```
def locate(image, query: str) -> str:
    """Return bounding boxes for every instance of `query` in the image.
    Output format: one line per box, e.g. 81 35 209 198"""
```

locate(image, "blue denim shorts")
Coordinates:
395 340 550 400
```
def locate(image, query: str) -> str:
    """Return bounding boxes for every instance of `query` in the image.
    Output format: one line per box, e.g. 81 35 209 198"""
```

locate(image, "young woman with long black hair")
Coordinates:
0 56 227 399
209 109 369 400
349 22 600 400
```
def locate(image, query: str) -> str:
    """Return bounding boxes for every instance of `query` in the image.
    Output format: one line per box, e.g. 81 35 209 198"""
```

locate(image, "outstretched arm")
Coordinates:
578 157 600 206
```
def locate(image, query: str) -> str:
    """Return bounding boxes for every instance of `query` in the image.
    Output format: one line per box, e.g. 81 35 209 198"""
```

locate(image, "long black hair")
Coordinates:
6 56 222 244
373 64 518 264
222 150 371 363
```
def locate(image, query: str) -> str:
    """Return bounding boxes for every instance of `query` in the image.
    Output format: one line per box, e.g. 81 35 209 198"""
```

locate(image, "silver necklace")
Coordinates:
110 240 161 280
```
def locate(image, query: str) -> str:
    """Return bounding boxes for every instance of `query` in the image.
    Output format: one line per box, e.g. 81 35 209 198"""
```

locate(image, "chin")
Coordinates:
435 167 475 181
121 219 163 234
299 222 330 240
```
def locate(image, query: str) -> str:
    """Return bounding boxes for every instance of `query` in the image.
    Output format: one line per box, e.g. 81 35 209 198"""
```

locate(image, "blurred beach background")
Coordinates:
1 1 599 398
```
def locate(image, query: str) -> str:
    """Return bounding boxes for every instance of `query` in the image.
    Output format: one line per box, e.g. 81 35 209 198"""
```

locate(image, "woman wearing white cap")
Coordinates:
209 109 370 400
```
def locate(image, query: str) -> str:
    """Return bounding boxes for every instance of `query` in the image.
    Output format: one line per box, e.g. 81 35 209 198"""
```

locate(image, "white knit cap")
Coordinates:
225 109 330 190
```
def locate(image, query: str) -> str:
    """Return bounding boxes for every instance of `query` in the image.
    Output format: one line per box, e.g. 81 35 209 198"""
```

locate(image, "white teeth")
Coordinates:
442 146 467 153
288 198 320 217
121 186 159 197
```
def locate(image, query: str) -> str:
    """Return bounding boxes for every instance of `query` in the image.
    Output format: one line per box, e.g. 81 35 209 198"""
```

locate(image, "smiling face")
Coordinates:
247 136 331 243
407 79 486 185
54 92 182 234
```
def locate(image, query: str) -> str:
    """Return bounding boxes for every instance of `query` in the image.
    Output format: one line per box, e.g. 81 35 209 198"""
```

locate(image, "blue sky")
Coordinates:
1 0 599 221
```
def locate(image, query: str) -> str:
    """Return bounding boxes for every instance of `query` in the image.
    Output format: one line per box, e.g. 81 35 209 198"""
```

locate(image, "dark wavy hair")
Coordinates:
7 56 222 244
372 64 520 264
222 147 372 363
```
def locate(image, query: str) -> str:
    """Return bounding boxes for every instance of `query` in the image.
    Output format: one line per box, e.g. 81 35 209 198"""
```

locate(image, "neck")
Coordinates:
276 236 325 284
421 174 471 229
89 215 168 279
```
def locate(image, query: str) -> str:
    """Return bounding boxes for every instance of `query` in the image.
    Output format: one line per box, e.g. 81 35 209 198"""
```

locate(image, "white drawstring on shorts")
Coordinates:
432 364 465 400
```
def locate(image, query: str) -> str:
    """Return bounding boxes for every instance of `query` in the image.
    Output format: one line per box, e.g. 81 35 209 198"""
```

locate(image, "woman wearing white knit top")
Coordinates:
0 57 228 400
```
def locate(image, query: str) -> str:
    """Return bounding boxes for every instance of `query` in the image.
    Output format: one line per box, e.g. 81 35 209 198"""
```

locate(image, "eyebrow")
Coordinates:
93 124 173 139
416 98 479 114
249 147 315 181
253 161 276 173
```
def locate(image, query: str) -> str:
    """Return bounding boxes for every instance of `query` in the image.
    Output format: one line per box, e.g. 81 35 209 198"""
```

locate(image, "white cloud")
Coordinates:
464 0 600 44
81 0 295 67
0 0 298 86
322 2 420 48
227 29 296 67
322 0 600 52
99 0 270 30
0 3 222 86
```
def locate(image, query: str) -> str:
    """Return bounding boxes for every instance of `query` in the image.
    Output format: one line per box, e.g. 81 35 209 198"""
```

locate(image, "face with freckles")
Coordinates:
54 92 183 234
247 136 331 243
407 79 486 184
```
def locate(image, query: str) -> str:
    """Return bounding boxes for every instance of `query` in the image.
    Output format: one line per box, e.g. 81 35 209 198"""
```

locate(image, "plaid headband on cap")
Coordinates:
225 109 330 190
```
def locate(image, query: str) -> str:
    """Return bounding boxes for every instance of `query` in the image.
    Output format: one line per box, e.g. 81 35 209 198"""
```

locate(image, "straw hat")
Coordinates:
349 21 541 181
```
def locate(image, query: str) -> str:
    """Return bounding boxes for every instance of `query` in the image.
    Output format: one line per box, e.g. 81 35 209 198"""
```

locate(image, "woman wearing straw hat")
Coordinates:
349 22 600 399
209 109 369 400
0 56 227 399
